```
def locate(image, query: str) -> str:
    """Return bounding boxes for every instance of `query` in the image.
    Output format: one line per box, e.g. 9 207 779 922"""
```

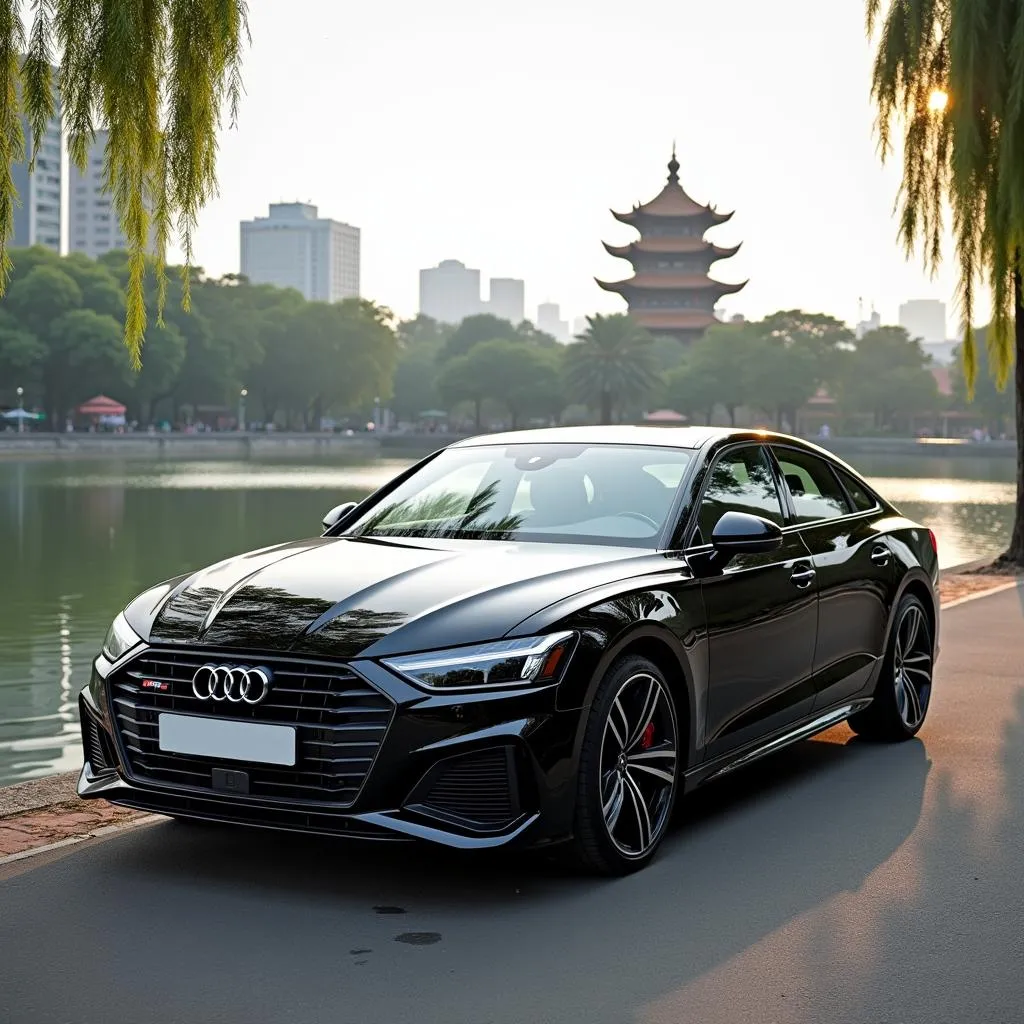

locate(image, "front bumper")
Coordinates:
78 646 585 850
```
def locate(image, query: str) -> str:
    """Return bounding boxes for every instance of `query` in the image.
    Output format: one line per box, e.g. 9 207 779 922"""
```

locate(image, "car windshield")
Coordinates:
344 443 695 547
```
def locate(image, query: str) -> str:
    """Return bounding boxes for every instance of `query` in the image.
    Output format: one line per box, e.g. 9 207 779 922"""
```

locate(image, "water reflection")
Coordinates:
0 452 1015 784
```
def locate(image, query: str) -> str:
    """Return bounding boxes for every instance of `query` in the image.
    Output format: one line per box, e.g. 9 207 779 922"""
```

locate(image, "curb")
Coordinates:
939 579 1022 611
0 813 164 868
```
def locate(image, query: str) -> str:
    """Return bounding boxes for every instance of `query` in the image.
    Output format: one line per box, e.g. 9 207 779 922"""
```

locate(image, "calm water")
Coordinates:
0 452 1016 785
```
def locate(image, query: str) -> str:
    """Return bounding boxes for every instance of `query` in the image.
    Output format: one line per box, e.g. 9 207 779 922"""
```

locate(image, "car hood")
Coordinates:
128 536 670 659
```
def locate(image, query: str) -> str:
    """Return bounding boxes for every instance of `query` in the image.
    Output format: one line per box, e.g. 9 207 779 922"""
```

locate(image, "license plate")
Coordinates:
158 713 296 767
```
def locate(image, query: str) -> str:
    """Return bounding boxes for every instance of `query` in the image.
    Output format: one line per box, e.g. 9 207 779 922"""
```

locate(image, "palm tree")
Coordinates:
564 314 661 425
867 0 1024 568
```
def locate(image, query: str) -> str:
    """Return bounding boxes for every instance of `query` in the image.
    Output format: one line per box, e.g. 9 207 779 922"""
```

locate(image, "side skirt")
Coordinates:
684 698 874 790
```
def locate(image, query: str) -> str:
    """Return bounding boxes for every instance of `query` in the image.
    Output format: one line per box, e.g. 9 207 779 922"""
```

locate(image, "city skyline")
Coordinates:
151 0 968 333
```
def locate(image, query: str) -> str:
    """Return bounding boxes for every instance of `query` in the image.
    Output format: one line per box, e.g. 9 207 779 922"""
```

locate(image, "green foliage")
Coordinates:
563 314 660 424
950 328 1017 433
440 313 521 362
0 0 250 368
837 327 938 429
436 335 561 429
0 247 397 428
867 0 1022 393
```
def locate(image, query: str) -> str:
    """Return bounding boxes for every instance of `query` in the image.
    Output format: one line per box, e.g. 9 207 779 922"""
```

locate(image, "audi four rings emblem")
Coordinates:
192 664 274 705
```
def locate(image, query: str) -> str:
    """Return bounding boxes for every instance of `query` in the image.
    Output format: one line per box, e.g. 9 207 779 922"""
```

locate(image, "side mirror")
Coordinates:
322 501 358 532
710 510 784 555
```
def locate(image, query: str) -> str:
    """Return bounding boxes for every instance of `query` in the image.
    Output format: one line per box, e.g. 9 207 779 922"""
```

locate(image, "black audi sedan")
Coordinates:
78 427 939 874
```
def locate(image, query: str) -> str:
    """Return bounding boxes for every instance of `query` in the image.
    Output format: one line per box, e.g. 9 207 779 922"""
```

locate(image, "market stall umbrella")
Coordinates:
643 409 688 423
77 395 127 417
2 408 41 420
417 409 448 419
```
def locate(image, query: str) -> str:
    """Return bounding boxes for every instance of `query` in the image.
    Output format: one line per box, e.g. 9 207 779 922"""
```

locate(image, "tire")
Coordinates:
568 655 681 875
848 593 933 742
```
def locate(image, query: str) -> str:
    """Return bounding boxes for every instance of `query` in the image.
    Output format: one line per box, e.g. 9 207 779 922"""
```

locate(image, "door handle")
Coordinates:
790 565 816 589
870 545 891 567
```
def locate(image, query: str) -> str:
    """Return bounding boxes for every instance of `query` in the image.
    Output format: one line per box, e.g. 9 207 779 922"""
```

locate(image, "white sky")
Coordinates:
176 0 974 334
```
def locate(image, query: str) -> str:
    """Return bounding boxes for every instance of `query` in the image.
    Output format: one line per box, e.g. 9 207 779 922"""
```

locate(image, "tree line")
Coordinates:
0 247 396 429
0 246 1012 434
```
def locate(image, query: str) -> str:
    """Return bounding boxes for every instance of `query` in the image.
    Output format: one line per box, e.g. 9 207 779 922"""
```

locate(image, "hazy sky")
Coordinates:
178 0 971 334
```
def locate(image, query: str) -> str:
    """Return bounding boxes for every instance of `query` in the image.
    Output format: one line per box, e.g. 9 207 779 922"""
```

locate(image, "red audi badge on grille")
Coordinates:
141 679 169 691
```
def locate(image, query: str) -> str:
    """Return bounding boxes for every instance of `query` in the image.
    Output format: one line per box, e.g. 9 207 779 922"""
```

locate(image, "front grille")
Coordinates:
108 650 394 806
410 747 520 829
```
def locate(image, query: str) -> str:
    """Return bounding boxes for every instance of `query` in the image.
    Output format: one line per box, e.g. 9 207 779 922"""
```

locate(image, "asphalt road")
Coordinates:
3 586 1023 1024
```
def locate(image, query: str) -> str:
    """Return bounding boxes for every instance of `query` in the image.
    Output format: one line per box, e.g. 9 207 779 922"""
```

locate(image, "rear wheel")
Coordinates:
848 593 933 741
569 655 680 875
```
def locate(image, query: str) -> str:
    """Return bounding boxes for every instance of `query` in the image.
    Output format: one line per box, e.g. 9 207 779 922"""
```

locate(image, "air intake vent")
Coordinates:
408 747 521 830
80 702 116 773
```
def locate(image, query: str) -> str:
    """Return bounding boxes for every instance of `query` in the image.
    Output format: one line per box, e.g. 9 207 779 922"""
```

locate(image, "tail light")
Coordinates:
928 529 938 554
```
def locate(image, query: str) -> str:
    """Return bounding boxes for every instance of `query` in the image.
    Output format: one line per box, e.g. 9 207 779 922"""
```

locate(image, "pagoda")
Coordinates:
597 148 746 343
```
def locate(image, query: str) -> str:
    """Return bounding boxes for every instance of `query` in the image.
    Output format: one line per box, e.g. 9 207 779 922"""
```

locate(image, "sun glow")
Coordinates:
928 88 949 112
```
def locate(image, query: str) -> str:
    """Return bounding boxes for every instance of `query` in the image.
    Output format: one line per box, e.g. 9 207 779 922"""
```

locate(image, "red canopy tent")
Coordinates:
77 395 127 416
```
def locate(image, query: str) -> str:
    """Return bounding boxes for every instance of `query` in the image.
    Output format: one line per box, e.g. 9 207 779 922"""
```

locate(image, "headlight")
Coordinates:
383 631 576 691
102 611 143 662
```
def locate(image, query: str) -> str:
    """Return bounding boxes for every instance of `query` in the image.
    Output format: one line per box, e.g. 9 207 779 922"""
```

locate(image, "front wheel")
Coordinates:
569 655 680 875
848 593 934 741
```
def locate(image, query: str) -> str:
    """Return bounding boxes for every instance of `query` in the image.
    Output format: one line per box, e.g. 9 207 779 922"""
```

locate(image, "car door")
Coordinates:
770 446 896 711
688 443 819 761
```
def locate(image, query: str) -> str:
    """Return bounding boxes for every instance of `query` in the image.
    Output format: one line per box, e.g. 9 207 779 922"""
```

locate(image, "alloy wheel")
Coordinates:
598 672 678 857
893 603 932 730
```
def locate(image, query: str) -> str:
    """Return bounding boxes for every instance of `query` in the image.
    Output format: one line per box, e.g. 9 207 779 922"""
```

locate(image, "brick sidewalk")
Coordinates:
0 800 145 858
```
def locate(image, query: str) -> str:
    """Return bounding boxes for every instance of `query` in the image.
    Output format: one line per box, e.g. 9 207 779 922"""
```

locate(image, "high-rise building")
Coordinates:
240 202 360 302
537 302 570 343
419 259 481 324
11 79 61 251
572 316 590 340
899 299 947 344
856 309 881 340
598 148 745 343
69 130 154 258
487 277 525 324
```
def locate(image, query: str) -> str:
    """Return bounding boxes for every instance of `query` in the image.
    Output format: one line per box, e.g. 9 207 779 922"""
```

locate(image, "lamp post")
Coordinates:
16 386 23 433
373 396 381 433
239 388 248 432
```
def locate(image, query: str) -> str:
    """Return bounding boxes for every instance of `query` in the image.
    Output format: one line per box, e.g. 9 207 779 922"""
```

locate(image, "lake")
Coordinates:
0 451 1016 785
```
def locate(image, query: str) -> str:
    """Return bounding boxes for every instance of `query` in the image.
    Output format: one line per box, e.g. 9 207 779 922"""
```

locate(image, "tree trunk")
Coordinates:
600 391 612 425
1003 262 1024 565
727 406 736 427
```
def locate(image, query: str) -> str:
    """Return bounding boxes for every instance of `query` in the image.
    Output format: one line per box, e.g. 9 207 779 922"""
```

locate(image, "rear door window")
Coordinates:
772 448 852 524
835 467 877 512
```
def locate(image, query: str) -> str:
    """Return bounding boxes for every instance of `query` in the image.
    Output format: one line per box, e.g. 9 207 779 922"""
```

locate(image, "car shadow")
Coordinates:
12 724 919 1022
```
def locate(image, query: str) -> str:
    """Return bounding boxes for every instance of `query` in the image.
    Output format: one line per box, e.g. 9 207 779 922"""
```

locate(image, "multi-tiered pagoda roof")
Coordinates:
597 150 746 342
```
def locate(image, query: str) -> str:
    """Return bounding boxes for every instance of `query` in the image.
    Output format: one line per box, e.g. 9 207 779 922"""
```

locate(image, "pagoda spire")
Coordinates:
596 150 746 343
667 143 679 185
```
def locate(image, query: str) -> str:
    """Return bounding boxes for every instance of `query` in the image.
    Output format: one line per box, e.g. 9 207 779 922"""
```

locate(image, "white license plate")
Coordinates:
158 713 296 767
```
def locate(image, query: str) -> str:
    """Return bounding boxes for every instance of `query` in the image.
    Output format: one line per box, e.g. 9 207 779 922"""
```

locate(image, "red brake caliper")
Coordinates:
641 722 655 750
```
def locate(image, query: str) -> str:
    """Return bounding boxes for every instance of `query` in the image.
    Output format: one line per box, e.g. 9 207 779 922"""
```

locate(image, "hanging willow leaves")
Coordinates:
0 0 249 369
866 0 1024 396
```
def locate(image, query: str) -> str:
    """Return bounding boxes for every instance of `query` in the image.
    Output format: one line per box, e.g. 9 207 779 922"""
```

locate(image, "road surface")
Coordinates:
2 586 1023 1024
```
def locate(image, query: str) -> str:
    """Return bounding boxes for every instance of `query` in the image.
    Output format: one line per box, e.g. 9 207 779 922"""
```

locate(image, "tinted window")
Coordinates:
346 443 694 547
694 446 784 543
772 448 851 524
835 467 877 512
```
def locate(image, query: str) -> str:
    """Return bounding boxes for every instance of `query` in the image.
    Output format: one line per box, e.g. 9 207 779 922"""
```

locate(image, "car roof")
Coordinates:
451 425 822 453
452 425 732 450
